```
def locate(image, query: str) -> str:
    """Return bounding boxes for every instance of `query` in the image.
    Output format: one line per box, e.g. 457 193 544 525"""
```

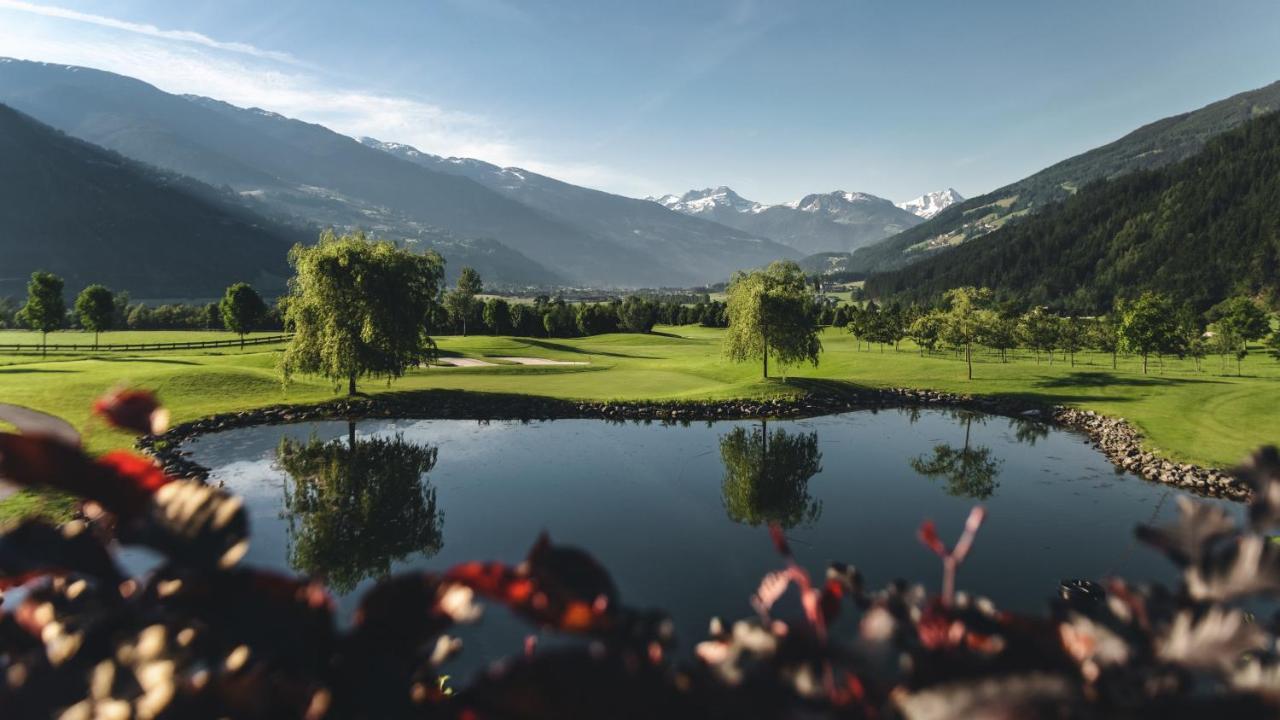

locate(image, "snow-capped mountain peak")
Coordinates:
896 188 964 219
648 186 765 214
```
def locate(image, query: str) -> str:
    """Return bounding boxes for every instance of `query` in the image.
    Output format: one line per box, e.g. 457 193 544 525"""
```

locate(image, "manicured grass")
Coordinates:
0 327 1277 471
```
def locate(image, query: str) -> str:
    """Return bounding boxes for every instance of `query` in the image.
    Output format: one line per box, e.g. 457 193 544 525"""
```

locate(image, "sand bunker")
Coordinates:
434 357 497 367
492 357 589 366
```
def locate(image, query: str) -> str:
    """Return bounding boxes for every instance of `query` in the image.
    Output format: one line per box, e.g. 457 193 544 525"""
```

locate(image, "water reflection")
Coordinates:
719 420 823 528
909 411 1004 499
276 422 444 592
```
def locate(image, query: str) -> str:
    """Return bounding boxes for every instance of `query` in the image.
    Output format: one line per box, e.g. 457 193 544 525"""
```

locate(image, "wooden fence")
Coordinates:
0 334 292 353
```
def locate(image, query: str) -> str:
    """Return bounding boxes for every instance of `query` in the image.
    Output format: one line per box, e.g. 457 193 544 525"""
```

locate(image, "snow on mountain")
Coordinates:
648 186 766 214
896 188 964 219
652 186 924 255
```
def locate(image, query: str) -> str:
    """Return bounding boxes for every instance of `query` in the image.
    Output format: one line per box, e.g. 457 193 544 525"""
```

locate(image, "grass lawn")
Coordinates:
0 326 1276 473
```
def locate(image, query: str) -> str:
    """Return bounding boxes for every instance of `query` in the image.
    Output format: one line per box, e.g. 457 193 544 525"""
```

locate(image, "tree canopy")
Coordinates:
219 282 267 348
280 230 445 395
17 271 65 355
723 260 822 379
74 284 114 347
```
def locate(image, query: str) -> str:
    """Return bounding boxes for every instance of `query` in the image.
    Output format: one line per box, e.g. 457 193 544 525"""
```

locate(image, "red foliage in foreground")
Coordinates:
1 392 1280 718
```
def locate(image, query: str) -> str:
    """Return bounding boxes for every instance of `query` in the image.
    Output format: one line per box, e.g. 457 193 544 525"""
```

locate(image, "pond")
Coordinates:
166 408 1241 675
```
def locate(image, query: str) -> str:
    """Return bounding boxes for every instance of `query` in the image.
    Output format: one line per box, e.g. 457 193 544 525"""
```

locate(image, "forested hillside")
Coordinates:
0 103 303 298
865 111 1280 312
840 79 1280 275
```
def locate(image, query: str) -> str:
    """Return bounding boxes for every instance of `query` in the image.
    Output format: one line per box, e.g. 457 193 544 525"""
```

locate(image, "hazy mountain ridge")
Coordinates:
0 102 302 298
0 59 746 287
840 79 1280 275
359 139 798 285
651 186 923 255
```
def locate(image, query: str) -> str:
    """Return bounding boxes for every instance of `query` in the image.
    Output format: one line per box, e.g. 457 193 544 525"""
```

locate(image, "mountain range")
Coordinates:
821 79 1280 277
866 108 1280 312
0 58 795 290
0 102 301 299
649 186 931 255
896 189 964 219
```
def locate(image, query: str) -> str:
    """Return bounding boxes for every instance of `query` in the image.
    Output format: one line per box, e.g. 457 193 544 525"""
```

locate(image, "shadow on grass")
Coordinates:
1033 371 1227 389
516 338 660 360
0 367 75 374
90 356 200 366
784 376 1144 406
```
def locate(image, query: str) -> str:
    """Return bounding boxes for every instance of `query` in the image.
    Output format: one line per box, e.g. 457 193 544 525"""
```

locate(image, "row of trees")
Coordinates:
430 268 728 338
853 288 1277 378
7 271 278 353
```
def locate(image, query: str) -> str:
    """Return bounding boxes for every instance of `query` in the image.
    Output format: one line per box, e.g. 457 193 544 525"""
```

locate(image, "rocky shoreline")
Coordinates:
138 387 1250 501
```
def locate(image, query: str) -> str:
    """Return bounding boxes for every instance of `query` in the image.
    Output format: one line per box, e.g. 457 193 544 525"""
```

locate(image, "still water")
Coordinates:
173 408 1240 672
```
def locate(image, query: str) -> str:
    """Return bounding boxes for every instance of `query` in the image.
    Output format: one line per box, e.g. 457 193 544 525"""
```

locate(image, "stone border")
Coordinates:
138 387 1249 501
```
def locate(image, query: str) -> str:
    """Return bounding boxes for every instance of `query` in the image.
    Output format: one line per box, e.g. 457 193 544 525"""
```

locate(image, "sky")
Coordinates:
1 0 1279 204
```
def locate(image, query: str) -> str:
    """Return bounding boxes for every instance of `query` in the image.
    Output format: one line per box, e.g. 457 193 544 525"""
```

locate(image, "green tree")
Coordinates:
723 260 823 379
1266 329 1280 362
575 303 616 336
278 429 443 593
541 301 577 338
482 297 512 335
907 311 945 356
981 312 1018 362
938 287 992 380
17 271 65 357
719 421 823 528
280 230 444 395
73 284 114 349
445 267 483 336
618 296 657 333
1017 307 1059 365
1058 316 1086 367
1211 296 1271 374
219 283 267 349
1118 292 1178 374
1090 314 1121 370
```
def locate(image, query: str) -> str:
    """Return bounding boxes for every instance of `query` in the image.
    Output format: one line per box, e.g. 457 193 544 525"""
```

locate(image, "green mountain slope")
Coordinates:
837 79 1280 275
865 111 1280 312
0 103 305 299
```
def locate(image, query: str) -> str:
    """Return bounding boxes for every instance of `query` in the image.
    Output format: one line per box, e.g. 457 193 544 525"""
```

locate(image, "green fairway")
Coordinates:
0 327 1277 470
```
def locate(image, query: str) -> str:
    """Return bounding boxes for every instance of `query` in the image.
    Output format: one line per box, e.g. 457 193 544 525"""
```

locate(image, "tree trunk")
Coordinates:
1112 351 1117 370
348 374 357 396
348 420 356 450
94 330 99 350
763 345 768 379
42 331 47 358
1142 354 1148 375
966 343 973 380
240 333 245 350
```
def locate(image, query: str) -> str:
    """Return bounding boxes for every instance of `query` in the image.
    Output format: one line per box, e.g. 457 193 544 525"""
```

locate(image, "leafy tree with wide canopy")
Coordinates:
74 284 114 349
719 421 823 528
938 287 993 380
723 260 822 379
280 230 444 395
909 410 1003 500
1118 291 1179 374
219 282 267 349
17 271 65 357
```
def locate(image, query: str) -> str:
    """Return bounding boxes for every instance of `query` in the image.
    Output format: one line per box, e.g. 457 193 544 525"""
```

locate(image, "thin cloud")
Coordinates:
0 0 304 65
0 6 661 196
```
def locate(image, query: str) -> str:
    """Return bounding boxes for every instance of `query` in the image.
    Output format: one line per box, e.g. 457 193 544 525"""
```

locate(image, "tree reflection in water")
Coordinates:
720 420 823 529
909 410 1004 500
277 422 443 593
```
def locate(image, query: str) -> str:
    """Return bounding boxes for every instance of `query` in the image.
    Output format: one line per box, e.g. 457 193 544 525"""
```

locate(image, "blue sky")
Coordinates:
1 0 1278 203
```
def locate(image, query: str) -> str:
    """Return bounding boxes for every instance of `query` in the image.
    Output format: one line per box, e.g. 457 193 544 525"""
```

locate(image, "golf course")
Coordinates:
1 325 1275 470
